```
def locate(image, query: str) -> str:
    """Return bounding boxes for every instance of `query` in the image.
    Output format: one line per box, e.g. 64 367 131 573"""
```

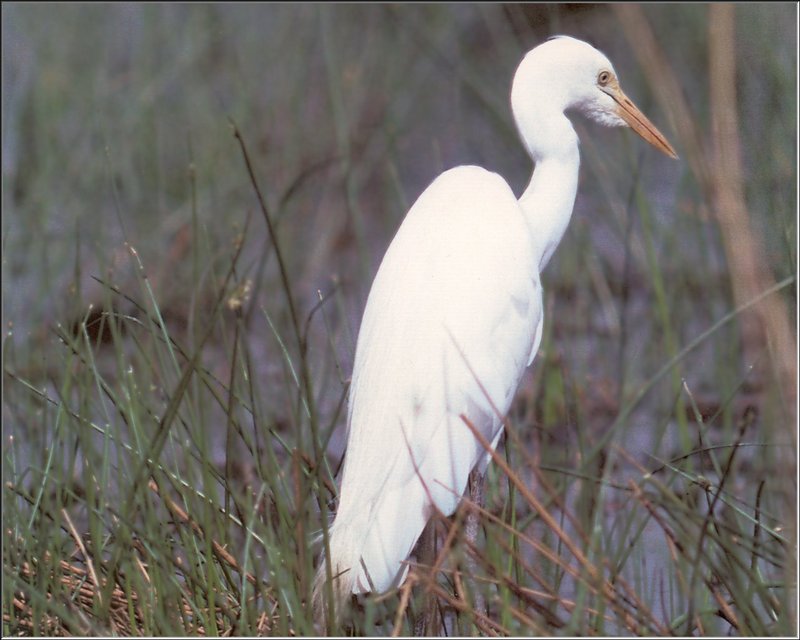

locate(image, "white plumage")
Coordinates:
330 166 541 592
313 36 676 622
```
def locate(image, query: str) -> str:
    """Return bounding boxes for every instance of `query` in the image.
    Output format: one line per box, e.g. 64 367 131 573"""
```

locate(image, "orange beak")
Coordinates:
601 79 678 159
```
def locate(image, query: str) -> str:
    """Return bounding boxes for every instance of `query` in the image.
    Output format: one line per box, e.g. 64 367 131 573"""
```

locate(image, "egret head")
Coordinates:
511 36 677 159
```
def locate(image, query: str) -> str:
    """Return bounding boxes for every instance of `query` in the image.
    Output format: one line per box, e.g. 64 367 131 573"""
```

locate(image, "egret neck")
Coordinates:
518 112 580 272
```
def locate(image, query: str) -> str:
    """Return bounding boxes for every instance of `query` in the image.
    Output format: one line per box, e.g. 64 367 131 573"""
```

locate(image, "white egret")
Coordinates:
312 36 677 623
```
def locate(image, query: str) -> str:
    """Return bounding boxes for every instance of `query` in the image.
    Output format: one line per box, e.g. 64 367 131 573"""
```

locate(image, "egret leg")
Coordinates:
464 470 487 621
412 473 486 635
413 521 440 636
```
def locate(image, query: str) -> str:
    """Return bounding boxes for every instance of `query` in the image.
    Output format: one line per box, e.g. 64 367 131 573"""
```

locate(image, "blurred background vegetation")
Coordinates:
2 3 796 636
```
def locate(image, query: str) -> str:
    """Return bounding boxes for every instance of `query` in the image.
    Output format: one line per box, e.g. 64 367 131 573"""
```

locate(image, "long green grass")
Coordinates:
3 4 796 636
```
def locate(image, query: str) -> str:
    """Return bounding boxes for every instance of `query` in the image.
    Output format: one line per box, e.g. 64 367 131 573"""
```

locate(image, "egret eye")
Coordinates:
598 70 612 86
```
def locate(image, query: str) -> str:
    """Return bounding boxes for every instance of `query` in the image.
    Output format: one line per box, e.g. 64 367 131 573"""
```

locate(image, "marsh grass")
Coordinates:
3 4 796 636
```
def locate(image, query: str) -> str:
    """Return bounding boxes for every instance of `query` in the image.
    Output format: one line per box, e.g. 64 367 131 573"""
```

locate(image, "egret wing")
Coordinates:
333 167 543 592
